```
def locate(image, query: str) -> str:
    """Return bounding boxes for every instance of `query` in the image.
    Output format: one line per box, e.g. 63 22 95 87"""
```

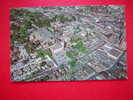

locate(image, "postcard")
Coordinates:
10 5 127 82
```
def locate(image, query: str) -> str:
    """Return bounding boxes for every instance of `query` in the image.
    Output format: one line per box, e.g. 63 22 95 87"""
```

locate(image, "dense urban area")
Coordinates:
10 5 127 81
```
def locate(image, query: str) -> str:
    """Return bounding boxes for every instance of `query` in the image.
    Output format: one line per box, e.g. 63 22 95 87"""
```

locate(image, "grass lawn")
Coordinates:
72 41 87 52
37 49 52 57
66 51 77 68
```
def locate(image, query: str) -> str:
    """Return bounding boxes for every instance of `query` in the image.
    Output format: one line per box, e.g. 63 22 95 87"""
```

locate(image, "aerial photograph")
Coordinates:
10 5 127 82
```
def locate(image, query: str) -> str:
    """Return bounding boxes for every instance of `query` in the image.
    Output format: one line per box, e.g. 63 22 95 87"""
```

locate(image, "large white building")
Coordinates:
50 42 70 66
